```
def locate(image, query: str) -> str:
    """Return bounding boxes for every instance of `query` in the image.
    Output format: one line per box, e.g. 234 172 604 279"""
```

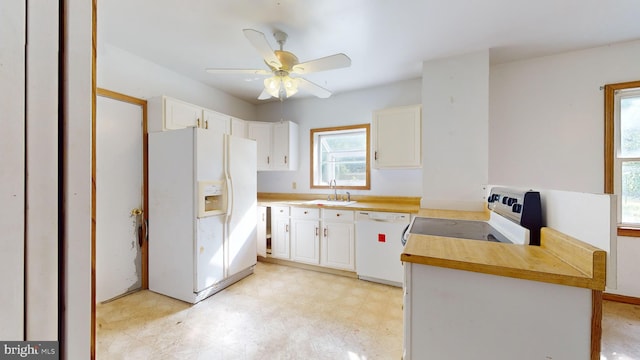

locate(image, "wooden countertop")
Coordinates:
257 193 421 213
401 211 606 290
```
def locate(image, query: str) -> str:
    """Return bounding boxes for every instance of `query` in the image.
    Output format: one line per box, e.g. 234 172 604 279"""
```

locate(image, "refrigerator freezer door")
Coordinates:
195 216 225 292
195 128 224 181
225 135 258 277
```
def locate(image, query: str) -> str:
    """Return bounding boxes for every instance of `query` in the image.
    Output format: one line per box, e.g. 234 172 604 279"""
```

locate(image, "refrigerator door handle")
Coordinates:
224 137 233 223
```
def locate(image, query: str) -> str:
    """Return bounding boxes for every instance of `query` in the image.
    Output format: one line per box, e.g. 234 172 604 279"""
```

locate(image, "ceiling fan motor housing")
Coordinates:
269 50 299 72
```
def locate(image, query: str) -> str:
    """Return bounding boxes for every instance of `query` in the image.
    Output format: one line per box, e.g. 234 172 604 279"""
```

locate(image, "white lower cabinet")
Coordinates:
267 205 355 271
321 209 355 271
270 206 290 259
290 207 320 265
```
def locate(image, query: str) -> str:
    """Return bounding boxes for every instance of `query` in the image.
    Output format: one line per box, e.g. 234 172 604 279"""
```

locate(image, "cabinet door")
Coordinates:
322 221 355 270
257 206 267 257
165 97 202 129
373 105 421 168
270 206 290 259
231 117 247 138
272 121 298 170
203 109 230 134
247 122 273 170
271 217 290 259
291 218 320 265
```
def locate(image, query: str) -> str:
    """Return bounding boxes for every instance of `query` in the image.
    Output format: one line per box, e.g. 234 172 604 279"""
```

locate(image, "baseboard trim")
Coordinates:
603 292 640 305
258 256 357 279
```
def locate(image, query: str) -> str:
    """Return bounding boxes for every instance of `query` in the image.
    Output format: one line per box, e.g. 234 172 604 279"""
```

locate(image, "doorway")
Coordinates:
95 88 148 303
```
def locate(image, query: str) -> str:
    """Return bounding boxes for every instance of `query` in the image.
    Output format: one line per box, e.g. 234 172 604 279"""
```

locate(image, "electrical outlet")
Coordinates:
292 182 297 189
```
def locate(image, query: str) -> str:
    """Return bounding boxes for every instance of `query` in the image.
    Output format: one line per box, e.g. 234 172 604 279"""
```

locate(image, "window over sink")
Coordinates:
310 124 370 190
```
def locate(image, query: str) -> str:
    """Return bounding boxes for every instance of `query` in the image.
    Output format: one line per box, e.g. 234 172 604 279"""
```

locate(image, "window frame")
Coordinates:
309 124 371 190
604 80 640 236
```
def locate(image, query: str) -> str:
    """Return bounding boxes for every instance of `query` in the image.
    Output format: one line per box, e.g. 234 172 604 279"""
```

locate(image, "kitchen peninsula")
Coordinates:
401 209 606 360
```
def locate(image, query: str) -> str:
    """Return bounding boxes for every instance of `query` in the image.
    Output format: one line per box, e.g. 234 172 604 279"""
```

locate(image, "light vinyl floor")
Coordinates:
97 262 640 360
97 262 403 359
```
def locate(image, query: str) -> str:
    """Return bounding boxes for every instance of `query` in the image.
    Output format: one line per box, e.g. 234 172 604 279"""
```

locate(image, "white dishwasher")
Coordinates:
355 211 410 286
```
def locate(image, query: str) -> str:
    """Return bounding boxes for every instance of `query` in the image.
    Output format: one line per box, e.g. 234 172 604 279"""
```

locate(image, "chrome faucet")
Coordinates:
329 179 337 200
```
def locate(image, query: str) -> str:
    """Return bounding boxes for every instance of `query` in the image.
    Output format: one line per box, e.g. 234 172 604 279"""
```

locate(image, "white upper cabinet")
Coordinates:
372 105 422 168
231 117 247 138
203 109 230 134
148 96 202 132
247 120 298 171
272 121 298 171
148 96 251 136
247 122 273 170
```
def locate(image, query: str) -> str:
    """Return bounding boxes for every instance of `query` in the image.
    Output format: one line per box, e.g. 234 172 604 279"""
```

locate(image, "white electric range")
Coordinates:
405 187 543 246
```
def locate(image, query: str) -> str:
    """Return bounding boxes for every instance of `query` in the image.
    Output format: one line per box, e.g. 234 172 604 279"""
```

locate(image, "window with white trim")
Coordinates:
310 124 370 190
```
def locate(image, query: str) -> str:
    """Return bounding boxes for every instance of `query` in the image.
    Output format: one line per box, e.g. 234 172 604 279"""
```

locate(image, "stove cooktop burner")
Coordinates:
408 217 513 244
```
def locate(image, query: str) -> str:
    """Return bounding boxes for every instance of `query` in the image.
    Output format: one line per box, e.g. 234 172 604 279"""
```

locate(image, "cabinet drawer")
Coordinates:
322 209 354 222
291 207 320 219
271 206 290 218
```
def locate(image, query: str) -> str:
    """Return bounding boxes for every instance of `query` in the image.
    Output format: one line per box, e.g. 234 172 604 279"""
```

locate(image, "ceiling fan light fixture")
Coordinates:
264 77 281 98
263 75 299 99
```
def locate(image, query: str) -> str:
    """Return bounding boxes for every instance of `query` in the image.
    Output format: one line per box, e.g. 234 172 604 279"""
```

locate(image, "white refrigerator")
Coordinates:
148 127 257 304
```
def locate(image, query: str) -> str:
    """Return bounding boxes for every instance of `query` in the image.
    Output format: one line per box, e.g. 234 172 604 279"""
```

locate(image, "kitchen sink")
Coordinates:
303 199 357 206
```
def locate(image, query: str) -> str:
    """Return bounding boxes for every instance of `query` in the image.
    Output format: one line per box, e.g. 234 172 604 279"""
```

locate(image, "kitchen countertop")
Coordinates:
257 193 421 213
401 210 606 291
258 195 605 290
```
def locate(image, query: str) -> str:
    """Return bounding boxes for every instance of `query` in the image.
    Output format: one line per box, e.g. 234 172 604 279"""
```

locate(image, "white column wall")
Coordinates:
422 50 490 211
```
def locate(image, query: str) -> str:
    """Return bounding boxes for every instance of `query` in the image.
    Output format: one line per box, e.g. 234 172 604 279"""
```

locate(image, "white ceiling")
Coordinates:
98 0 640 104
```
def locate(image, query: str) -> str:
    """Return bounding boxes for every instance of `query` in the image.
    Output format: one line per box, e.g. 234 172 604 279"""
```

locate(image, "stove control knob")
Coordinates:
507 198 517 206
512 203 522 213
502 196 510 205
488 194 499 203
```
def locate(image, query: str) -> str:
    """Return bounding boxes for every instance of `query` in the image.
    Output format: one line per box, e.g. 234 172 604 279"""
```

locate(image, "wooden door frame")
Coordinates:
93 88 149 295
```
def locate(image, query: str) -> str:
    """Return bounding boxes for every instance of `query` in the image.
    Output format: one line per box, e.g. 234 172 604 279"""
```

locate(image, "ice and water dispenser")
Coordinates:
198 180 226 217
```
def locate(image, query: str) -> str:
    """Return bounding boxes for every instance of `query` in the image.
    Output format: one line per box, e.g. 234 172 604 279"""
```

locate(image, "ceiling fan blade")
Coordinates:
243 29 282 68
206 68 271 75
292 53 351 74
258 89 272 100
297 78 332 98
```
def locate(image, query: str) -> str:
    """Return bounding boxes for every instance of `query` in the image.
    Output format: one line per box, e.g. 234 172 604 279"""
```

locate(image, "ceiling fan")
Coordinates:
206 29 351 100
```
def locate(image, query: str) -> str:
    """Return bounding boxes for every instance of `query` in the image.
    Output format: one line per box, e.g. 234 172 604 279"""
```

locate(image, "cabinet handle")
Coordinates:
197 118 201 128
205 120 209 129
324 228 327 237
304 210 308 214
284 155 287 164
286 224 289 232
262 213 265 221
374 151 378 160
336 213 341 217
315 227 319 236
267 156 270 164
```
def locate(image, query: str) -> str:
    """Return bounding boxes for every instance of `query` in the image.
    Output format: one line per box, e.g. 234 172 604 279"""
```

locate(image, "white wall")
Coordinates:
490 40 640 297
254 78 423 196
0 0 25 340
65 0 93 357
97 43 257 121
422 50 490 211
26 0 59 340
490 40 640 192
616 237 640 297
